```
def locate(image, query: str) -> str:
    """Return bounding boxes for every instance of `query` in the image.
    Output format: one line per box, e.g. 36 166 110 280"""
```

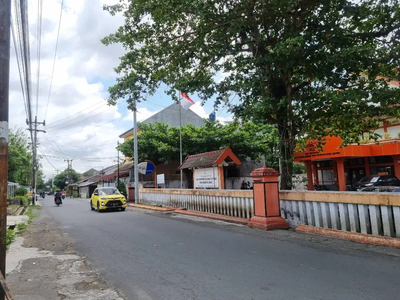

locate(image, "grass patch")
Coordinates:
6 229 15 245
17 222 27 233
25 205 41 224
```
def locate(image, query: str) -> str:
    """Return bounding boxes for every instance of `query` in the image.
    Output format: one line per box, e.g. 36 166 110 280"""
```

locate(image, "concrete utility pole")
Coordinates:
64 159 72 196
0 1 11 298
27 117 45 205
133 100 139 203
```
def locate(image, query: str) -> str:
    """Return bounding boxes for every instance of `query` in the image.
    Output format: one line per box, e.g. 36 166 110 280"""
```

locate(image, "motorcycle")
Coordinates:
54 196 62 206
61 194 66 200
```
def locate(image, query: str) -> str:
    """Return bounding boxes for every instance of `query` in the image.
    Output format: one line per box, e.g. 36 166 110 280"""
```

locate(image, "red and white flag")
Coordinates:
180 92 195 110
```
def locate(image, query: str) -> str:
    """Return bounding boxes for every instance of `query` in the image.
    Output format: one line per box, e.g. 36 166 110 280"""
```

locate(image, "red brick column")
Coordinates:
248 166 289 230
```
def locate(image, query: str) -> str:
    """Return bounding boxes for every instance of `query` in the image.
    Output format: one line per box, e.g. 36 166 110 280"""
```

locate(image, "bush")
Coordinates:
17 222 27 232
293 162 306 175
6 229 15 245
117 181 127 198
15 187 28 196
14 195 30 208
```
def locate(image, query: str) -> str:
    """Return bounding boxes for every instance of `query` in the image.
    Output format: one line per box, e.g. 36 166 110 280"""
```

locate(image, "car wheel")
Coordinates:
97 202 101 212
90 200 95 211
121 208 126 211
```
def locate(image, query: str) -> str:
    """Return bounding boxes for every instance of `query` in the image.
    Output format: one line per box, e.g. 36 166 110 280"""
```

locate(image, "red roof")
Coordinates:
179 147 241 169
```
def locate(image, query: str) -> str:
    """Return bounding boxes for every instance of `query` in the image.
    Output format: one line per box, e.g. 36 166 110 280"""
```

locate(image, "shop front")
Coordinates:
295 136 400 191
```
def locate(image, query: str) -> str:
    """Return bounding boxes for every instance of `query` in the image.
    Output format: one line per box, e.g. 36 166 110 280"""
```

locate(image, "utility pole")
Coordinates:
64 159 72 196
133 100 139 203
27 117 45 205
116 141 120 186
0 0 11 298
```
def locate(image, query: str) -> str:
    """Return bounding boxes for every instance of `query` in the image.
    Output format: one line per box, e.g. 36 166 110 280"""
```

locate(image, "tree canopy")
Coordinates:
118 120 279 168
8 129 33 186
53 169 81 190
103 0 400 188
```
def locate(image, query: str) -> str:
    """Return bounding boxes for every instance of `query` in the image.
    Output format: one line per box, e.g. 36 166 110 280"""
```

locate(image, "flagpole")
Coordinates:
179 92 183 188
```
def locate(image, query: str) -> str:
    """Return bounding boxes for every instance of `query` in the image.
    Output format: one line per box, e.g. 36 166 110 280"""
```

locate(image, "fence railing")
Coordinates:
280 191 400 238
140 189 254 219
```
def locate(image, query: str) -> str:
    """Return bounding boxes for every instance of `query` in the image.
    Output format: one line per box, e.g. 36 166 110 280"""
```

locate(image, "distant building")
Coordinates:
118 103 205 195
119 103 205 140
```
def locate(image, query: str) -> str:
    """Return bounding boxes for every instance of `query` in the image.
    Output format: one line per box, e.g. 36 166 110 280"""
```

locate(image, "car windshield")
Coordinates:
359 176 379 183
99 188 121 195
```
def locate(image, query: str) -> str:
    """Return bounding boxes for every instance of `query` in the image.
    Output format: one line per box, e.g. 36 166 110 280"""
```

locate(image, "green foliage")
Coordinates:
117 181 127 198
118 121 278 167
17 222 27 232
15 195 30 208
15 187 28 196
53 169 81 190
6 229 15 245
26 207 40 224
8 128 32 185
293 163 306 175
103 0 400 189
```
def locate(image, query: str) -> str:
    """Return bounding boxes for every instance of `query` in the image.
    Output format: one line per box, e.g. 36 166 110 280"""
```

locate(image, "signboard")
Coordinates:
138 161 155 175
157 174 165 184
194 167 219 189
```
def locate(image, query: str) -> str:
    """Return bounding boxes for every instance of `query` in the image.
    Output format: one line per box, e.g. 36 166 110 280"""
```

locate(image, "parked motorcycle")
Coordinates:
54 196 62 206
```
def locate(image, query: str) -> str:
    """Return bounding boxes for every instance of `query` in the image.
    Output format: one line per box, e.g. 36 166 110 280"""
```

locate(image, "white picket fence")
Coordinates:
140 189 254 219
280 191 400 238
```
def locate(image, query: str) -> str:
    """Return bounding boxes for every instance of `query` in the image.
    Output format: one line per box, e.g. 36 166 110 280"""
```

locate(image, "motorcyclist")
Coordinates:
54 190 63 204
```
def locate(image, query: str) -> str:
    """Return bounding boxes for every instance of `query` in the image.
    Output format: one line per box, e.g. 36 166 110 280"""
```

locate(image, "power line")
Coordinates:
38 145 57 170
35 0 43 117
46 98 127 130
44 0 64 121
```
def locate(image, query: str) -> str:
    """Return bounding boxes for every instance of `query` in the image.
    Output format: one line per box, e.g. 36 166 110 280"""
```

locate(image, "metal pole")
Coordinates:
117 141 120 186
179 93 183 188
0 1 11 298
133 99 139 203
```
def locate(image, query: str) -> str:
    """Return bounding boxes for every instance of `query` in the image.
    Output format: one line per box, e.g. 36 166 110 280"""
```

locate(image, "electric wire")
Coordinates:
44 0 64 121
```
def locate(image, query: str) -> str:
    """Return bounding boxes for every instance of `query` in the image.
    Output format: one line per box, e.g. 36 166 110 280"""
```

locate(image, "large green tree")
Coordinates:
53 169 81 190
103 0 400 189
119 120 279 167
8 128 33 185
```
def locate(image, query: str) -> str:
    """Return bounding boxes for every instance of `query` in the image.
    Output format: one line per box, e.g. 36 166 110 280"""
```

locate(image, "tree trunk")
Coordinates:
278 124 295 190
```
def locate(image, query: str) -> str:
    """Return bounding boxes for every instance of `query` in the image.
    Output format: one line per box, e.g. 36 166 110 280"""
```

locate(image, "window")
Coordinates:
370 166 394 175
345 158 365 166
99 188 121 195
316 160 333 168
369 156 393 164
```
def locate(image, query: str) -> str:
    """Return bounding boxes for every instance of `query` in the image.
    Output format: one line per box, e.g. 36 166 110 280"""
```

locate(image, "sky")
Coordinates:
9 0 233 180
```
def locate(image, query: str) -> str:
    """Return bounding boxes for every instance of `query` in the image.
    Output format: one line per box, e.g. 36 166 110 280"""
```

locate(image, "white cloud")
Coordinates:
9 0 233 178
10 0 127 177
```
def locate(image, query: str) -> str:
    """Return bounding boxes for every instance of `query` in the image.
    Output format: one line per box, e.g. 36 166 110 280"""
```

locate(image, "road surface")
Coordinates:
42 196 400 300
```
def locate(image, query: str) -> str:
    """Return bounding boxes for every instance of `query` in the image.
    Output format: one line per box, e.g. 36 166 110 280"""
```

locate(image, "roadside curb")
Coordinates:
296 224 400 248
128 203 177 212
174 209 249 225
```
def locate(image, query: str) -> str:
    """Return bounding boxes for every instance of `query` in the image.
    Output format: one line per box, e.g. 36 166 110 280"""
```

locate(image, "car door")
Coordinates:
92 189 99 205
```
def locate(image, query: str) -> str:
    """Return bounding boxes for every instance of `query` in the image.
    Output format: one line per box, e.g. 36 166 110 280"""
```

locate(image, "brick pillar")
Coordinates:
336 158 346 191
248 166 289 230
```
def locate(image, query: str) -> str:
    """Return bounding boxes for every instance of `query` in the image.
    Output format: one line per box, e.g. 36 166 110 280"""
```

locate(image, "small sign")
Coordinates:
157 174 165 184
194 167 219 189
138 161 155 175
209 112 216 121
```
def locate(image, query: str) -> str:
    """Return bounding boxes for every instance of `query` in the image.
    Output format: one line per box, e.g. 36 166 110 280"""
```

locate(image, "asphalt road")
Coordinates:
42 196 400 300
